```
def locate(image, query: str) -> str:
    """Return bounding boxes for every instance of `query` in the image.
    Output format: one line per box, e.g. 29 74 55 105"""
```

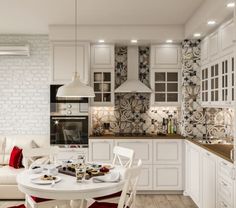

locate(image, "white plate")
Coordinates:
31 176 61 185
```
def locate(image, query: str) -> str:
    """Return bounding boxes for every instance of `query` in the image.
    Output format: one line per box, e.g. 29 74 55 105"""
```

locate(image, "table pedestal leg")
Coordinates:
71 199 87 208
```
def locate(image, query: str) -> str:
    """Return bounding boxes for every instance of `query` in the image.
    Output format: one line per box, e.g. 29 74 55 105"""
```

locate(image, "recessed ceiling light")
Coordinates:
227 2 235 7
194 33 201 37
166 39 173 43
131 39 138 43
207 20 216 25
98 39 105 43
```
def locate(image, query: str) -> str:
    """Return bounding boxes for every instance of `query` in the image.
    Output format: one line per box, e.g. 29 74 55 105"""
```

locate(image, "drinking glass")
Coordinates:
75 165 86 182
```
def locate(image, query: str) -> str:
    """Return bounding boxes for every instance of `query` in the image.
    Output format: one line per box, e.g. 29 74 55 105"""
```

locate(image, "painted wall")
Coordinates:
0 35 50 135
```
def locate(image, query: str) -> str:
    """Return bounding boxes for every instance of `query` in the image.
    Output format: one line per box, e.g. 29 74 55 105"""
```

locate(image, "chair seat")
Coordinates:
31 196 52 203
7 204 25 208
94 191 122 200
89 201 118 208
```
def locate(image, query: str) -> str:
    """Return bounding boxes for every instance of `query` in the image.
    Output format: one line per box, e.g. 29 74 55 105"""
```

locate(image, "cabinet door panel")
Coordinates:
91 45 114 68
89 139 114 163
151 45 181 69
115 139 152 164
153 140 182 164
202 152 216 208
137 165 153 190
52 42 89 84
221 21 234 51
153 165 182 190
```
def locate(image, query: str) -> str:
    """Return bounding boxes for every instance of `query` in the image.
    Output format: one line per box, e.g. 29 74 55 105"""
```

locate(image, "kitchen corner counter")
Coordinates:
89 134 185 139
186 139 234 163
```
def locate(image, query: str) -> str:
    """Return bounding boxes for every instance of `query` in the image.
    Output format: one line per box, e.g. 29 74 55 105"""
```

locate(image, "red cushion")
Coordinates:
89 201 118 208
9 146 23 169
94 191 122 201
7 204 25 208
31 196 52 203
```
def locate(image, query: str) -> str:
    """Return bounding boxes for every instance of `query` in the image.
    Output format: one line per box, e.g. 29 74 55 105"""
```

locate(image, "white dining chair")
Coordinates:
89 159 142 208
94 146 134 201
23 147 70 208
112 146 135 168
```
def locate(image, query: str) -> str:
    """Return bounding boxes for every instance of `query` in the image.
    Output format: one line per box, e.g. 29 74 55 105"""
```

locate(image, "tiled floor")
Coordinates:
0 194 197 208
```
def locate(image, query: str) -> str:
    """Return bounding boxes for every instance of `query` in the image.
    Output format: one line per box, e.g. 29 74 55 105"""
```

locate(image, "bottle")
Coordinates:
173 119 177 134
162 118 166 134
167 118 171 134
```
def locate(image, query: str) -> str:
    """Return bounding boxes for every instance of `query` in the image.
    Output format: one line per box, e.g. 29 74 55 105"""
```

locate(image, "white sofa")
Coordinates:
0 135 49 199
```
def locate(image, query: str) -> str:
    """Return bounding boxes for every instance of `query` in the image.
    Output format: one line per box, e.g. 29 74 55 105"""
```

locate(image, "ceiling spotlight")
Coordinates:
207 20 216 25
194 33 201 37
166 39 173 43
227 2 235 7
98 40 105 43
131 39 138 43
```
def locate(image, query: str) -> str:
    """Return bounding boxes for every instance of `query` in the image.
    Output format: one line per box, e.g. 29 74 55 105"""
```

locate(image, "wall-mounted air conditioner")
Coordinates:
0 44 30 56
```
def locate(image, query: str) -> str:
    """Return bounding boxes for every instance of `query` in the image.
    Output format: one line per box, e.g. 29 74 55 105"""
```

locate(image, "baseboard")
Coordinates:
137 190 183 195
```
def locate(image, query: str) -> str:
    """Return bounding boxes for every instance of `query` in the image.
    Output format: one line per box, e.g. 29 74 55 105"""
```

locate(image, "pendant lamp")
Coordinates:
56 0 95 98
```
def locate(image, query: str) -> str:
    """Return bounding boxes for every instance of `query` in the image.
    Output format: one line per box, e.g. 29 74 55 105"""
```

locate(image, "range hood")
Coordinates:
115 46 152 93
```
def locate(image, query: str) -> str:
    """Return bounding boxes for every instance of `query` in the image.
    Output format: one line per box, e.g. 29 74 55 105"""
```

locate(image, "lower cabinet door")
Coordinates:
153 165 182 190
137 165 153 191
202 151 216 208
89 139 114 163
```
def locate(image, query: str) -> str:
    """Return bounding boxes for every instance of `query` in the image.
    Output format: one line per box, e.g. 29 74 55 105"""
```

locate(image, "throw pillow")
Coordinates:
9 146 23 169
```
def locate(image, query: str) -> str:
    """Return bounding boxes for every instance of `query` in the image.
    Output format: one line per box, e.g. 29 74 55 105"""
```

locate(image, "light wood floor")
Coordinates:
0 194 197 208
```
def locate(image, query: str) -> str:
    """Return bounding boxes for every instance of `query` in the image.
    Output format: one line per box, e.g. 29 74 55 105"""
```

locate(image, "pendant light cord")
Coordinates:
75 0 77 77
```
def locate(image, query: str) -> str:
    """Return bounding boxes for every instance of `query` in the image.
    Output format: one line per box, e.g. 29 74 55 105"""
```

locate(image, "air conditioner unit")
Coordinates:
0 44 30 56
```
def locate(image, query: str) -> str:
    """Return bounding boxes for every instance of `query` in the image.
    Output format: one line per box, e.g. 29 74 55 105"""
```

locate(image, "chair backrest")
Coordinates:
112 146 134 168
23 147 59 169
118 159 142 208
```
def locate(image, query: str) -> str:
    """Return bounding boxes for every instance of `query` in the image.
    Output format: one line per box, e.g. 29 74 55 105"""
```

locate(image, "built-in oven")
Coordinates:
50 116 88 147
50 85 89 147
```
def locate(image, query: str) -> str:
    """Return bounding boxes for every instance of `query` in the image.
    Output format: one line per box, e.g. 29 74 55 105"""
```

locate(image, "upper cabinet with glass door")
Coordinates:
200 19 235 107
150 44 181 106
91 44 115 106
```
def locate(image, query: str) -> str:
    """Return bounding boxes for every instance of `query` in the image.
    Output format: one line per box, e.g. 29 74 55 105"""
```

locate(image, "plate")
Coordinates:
31 176 62 185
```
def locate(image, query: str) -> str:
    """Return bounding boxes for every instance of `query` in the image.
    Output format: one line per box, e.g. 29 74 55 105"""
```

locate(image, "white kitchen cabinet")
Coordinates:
91 68 114 106
202 150 217 208
137 164 153 190
220 20 234 56
51 41 90 84
217 158 235 208
91 44 114 69
185 141 202 207
201 38 209 66
201 65 210 105
115 139 153 164
151 45 181 69
150 68 181 106
209 31 219 61
153 165 182 190
89 139 114 163
153 140 182 164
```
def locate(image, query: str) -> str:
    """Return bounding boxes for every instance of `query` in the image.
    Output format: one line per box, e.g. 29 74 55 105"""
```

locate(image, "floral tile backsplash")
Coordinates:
91 44 234 139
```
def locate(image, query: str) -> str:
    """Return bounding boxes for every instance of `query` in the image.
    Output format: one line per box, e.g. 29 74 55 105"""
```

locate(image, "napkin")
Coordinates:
93 172 120 183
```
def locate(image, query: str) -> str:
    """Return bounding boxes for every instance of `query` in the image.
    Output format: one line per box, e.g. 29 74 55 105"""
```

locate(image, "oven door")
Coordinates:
50 116 88 146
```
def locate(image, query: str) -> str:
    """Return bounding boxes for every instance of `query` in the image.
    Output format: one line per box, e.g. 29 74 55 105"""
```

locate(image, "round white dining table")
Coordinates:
17 167 125 208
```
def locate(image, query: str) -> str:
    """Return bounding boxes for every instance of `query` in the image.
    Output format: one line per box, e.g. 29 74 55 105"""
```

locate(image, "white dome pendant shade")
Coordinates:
56 72 95 98
56 0 95 98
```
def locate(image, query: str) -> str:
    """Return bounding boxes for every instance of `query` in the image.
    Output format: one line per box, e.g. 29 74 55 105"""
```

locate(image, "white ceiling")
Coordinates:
0 0 204 34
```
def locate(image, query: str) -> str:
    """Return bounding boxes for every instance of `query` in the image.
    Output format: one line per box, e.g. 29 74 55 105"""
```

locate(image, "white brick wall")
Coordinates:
0 35 50 135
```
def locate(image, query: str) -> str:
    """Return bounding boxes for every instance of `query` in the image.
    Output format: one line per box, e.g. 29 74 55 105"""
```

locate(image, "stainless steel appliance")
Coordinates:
50 85 89 147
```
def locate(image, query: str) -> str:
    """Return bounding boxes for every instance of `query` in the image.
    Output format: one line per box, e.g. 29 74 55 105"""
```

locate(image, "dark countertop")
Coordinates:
89 134 185 139
187 139 234 163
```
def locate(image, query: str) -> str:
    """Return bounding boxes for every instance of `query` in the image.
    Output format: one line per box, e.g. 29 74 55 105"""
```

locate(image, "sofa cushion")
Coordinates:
9 146 23 169
3 135 50 165
0 166 24 185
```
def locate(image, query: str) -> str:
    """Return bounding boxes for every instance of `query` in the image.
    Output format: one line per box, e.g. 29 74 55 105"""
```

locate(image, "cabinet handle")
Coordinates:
221 202 228 207
230 149 234 161
221 162 228 166
221 181 228 187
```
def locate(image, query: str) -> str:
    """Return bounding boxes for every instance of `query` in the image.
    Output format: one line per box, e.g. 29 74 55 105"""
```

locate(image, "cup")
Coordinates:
75 165 86 182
